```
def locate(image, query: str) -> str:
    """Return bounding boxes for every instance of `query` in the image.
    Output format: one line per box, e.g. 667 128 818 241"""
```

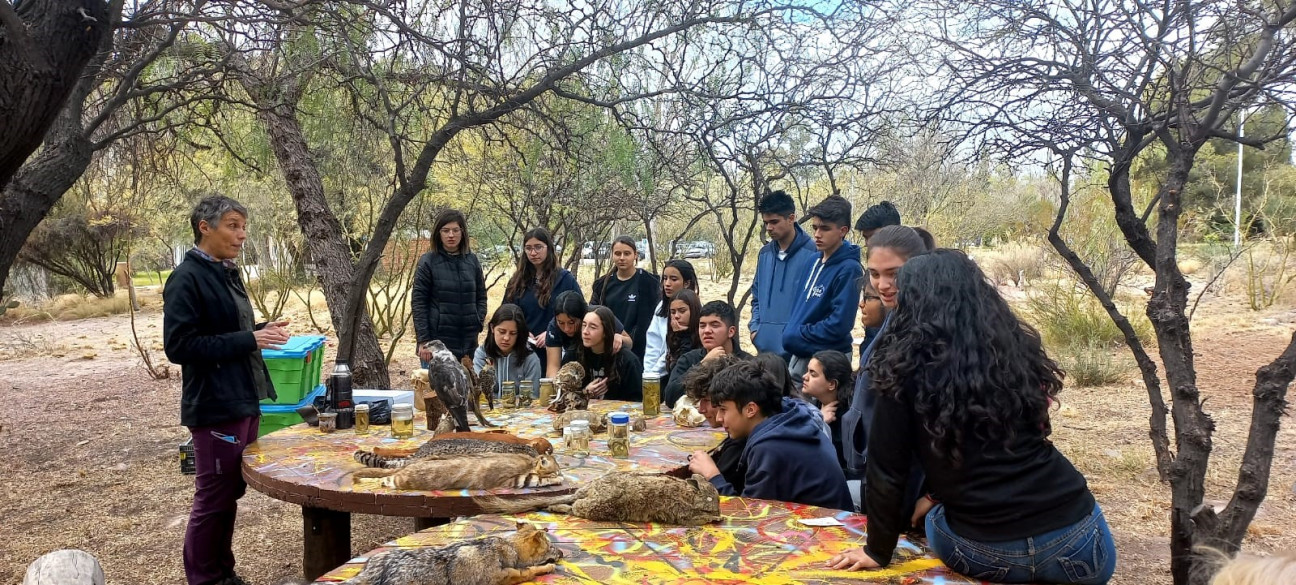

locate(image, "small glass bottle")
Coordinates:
518 379 534 407
607 411 630 458
354 403 370 434
642 373 662 416
391 403 414 439
538 378 555 407
500 380 517 409
568 420 590 458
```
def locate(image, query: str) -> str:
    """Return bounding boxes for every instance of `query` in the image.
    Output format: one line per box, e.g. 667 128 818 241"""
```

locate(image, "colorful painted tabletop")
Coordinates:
242 400 727 517
313 496 978 585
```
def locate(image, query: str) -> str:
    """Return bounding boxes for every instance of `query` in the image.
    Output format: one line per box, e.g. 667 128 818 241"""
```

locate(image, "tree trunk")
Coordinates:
0 0 108 190
0 115 95 296
1148 151 1217 585
254 102 390 389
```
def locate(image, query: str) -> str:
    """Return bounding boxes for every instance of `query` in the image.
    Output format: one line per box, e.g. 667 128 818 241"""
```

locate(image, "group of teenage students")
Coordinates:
410 194 1116 584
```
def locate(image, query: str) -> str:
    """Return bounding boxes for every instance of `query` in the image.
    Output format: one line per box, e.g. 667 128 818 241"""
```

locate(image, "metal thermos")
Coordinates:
331 361 355 430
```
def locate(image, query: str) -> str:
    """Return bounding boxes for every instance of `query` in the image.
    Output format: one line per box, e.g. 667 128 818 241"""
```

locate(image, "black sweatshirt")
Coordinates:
591 268 659 361
164 250 276 428
577 346 644 402
864 385 1095 566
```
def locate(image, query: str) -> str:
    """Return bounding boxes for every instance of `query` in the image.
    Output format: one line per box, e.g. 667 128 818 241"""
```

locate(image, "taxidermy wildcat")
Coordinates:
354 438 538 469
366 432 554 460
352 453 563 491
546 362 587 413
475 473 722 526
285 522 563 585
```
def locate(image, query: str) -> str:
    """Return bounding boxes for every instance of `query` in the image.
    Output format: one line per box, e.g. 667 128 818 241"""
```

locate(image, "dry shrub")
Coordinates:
1178 256 1204 275
1058 343 1133 387
1 293 133 323
986 242 1047 287
1241 237 1296 310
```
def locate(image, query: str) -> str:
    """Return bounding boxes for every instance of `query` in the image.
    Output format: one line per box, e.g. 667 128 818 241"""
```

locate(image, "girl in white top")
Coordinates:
643 259 699 378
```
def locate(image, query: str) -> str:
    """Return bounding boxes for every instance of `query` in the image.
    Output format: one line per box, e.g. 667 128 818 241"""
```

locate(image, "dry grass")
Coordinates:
1 292 137 324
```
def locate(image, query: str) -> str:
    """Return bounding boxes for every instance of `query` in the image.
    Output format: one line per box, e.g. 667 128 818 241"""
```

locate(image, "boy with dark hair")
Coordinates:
782 195 862 386
854 200 901 242
664 300 752 407
688 359 853 511
681 353 745 494
750 190 818 361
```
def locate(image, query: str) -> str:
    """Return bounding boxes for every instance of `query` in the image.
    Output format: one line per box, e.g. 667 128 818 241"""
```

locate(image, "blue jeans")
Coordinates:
925 503 1116 584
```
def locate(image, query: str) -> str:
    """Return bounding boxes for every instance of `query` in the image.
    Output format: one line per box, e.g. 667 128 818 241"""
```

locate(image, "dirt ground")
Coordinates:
1 275 1294 585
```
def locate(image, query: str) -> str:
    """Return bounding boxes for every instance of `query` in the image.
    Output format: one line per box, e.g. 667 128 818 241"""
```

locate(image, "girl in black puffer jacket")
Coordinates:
411 209 488 364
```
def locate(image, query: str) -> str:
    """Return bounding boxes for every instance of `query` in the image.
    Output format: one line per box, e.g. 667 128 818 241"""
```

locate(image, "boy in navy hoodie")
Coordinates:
749 190 817 361
688 359 854 511
782 195 862 386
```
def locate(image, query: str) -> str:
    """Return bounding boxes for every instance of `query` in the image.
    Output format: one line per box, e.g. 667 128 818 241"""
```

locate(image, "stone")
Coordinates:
24 550 105 585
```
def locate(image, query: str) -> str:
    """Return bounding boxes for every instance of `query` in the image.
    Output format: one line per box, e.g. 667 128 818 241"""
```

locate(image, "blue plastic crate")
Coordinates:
259 383 325 437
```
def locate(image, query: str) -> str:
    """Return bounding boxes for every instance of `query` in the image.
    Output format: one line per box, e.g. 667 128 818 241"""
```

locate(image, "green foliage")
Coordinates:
1026 280 1155 350
18 209 142 298
1059 344 1132 388
1243 238 1296 311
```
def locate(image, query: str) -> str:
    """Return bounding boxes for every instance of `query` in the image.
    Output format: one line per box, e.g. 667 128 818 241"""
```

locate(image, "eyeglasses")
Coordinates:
862 294 881 302
524 245 546 253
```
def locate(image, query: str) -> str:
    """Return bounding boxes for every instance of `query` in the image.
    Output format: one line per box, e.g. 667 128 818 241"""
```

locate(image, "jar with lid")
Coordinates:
354 403 370 434
538 378 555 408
518 379 534 408
500 380 517 409
642 373 662 416
391 403 414 439
607 411 630 458
567 420 590 458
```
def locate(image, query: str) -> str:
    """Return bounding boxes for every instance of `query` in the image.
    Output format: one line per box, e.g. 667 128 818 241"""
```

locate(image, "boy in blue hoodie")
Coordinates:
749 191 818 361
688 359 854 511
781 195 862 386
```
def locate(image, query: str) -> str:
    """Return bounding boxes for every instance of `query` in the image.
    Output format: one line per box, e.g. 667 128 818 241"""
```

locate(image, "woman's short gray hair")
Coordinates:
190 194 248 245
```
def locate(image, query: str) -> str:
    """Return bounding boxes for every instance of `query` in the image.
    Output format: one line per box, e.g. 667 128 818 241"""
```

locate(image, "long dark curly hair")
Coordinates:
866 249 1063 467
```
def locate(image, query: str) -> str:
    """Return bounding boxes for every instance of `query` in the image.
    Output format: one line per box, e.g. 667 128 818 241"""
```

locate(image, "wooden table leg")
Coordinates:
414 517 449 531
302 506 351 581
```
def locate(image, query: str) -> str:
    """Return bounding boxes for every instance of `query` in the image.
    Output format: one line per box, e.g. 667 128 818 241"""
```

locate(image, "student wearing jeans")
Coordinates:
828 250 1115 585
164 195 290 585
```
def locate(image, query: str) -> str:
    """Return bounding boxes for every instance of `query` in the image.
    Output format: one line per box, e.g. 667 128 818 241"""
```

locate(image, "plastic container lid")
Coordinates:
260 384 326 413
261 335 327 359
571 419 590 428
609 412 630 425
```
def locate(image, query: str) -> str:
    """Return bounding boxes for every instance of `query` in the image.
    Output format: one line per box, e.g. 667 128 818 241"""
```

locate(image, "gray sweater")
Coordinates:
472 346 543 398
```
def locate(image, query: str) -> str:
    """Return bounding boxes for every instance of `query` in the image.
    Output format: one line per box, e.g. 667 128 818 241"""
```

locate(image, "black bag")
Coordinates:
363 399 392 425
302 396 393 426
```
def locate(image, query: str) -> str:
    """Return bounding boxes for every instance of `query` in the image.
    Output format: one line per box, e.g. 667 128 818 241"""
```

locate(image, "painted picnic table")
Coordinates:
242 400 726 580
313 496 979 585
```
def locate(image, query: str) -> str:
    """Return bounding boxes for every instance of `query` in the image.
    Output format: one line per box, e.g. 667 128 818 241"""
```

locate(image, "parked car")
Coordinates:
679 241 716 259
478 244 517 263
